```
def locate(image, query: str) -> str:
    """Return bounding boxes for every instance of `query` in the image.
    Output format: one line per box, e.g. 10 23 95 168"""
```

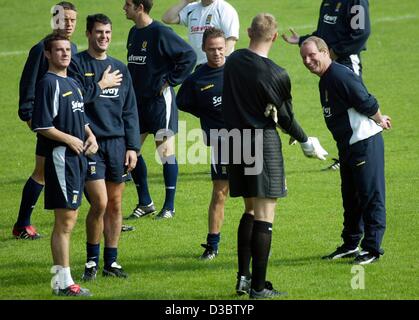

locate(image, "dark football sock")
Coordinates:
237 213 254 278
162 155 178 211
104 247 118 269
15 177 44 227
86 242 100 266
251 220 273 291
131 155 152 206
207 233 221 251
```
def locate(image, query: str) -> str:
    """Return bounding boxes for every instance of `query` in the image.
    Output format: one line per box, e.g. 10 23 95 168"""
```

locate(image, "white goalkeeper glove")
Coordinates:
300 137 328 160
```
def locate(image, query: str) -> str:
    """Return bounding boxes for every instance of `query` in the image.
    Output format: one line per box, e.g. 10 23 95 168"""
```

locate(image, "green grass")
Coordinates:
0 0 418 300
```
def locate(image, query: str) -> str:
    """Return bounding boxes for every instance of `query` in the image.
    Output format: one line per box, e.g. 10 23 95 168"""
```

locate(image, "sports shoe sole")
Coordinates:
354 256 379 265
323 248 359 260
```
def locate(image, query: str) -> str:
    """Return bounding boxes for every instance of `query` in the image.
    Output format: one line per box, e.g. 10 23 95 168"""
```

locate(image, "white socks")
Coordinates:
51 265 75 290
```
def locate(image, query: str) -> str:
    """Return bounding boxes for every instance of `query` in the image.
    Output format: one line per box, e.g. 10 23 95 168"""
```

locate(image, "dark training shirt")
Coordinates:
319 62 381 150
222 49 307 143
126 20 196 100
31 72 87 152
177 63 225 144
18 40 77 121
69 51 140 152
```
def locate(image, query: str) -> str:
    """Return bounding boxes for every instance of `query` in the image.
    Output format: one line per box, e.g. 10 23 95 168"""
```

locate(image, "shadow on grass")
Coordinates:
271 255 322 267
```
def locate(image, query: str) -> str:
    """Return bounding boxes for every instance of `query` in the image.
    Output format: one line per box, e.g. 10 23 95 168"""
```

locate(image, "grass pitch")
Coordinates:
0 0 418 300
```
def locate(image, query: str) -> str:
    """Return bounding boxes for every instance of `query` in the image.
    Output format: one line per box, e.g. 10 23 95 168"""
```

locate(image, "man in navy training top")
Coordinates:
31 33 98 296
300 36 391 265
14 2 122 239
283 0 371 171
177 28 228 260
123 0 196 220
70 14 140 281
14 1 77 240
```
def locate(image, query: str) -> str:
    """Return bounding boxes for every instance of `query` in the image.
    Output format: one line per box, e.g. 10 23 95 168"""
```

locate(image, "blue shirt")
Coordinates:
299 0 370 57
176 63 225 144
319 62 382 150
69 51 140 151
127 20 196 99
19 39 77 121
31 72 86 152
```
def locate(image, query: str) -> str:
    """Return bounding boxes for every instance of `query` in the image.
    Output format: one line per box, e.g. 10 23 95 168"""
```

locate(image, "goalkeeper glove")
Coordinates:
300 137 328 160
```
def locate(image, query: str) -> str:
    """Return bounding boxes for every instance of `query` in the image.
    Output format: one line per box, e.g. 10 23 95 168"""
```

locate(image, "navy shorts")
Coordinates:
138 87 178 135
44 146 87 210
35 134 49 157
228 128 287 199
86 137 131 183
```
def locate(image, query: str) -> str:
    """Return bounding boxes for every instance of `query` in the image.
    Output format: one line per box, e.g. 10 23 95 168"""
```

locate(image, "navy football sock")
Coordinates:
15 177 44 227
104 247 118 269
86 242 100 266
131 155 152 206
162 155 178 211
207 233 221 251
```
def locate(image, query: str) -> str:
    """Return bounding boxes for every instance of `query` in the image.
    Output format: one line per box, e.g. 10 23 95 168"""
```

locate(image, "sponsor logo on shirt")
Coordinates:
128 54 147 65
85 73 95 77
335 2 342 12
190 25 213 33
323 14 338 24
212 96 222 108
206 14 213 25
71 100 84 112
62 91 72 97
100 88 120 99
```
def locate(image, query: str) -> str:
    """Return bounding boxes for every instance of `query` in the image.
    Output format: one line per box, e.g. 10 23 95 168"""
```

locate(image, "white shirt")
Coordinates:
179 0 240 65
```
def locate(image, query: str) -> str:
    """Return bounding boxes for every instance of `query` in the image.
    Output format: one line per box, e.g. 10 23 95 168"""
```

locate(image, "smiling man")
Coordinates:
300 36 391 265
176 28 229 260
69 14 140 280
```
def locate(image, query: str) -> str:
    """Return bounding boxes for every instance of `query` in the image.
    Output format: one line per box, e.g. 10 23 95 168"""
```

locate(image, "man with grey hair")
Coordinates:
300 36 390 265
222 13 326 299
283 0 371 171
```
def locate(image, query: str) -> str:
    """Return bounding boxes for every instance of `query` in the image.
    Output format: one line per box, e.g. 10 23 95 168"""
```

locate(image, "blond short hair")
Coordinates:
249 13 278 42
301 36 329 53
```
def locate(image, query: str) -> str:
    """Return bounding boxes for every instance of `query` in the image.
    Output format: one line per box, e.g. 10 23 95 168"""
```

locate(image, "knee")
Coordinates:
90 198 108 217
213 188 227 204
106 198 122 216
56 218 77 234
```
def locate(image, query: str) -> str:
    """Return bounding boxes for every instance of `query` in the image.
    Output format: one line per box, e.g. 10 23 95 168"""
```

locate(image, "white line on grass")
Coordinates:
0 14 417 57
